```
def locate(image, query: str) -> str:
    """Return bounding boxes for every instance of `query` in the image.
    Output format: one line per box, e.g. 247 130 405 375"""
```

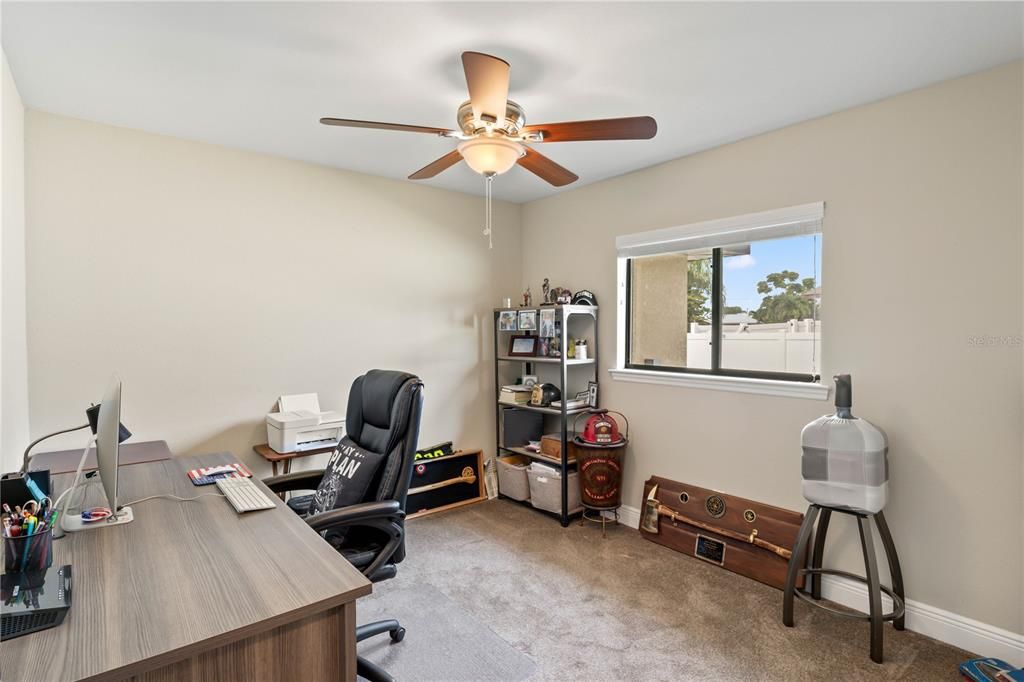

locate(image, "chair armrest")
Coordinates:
305 500 403 533
263 469 325 493
306 500 405 578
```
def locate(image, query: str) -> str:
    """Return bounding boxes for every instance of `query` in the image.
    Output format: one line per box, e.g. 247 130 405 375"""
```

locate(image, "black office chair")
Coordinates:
265 370 424 682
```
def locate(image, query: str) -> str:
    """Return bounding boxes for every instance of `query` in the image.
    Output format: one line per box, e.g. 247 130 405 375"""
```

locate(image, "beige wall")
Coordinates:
24 112 521 473
521 62 1023 632
1 50 28 474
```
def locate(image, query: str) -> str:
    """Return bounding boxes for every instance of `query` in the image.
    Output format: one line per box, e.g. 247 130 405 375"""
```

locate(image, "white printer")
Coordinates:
266 393 345 454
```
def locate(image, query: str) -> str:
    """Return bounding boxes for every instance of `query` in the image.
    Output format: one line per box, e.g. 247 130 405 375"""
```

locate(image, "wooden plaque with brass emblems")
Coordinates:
407 449 486 519
640 476 808 590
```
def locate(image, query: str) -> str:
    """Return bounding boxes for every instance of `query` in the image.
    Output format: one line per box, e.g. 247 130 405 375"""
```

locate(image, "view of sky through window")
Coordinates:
723 235 821 318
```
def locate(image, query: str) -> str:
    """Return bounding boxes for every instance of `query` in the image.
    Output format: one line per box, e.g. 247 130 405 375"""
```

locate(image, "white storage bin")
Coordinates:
527 465 583 515
497 454 532 501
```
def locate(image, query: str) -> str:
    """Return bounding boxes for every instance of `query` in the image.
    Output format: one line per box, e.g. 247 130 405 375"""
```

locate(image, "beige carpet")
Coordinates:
358 499 972 681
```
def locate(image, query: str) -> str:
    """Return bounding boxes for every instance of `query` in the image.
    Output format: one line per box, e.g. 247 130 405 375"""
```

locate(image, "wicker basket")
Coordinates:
527 465 583 515
496 454 532 501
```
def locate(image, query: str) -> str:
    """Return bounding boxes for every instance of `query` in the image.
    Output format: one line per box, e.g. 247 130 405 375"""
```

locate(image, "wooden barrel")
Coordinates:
575 442 626 510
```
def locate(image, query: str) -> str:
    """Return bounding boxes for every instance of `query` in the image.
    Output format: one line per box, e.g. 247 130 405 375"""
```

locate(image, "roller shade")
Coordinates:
616 202 824 258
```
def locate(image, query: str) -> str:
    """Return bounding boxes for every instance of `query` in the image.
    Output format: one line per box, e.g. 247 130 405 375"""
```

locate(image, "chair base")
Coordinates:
356 618 406 682
357 655 394 682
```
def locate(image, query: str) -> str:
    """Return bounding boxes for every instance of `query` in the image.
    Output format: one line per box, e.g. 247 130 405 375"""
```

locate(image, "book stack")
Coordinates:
550 398 588 410
499 385 532 406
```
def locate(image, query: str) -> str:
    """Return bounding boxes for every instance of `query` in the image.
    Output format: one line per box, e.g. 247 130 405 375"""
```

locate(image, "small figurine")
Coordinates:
550 287 573 305
522 287 532 307
542 278 551 304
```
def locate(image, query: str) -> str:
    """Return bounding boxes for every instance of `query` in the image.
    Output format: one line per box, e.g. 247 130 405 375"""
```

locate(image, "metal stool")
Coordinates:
782 504 906 663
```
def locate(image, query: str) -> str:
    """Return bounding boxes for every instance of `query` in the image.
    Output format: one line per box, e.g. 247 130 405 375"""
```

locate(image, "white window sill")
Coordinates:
608 368 830 400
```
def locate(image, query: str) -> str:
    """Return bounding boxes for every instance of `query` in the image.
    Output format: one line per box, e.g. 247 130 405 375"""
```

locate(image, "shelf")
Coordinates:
499 445 577 466
497 402 592 416
496 356 594 365
494 304 597 315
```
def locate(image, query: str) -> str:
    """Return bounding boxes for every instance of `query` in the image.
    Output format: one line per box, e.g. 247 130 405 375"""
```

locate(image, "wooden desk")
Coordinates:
29 440 173 475
1 453 371 681
253 443 335 476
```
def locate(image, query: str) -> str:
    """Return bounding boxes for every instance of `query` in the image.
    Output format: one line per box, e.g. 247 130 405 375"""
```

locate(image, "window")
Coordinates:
616 203 824 391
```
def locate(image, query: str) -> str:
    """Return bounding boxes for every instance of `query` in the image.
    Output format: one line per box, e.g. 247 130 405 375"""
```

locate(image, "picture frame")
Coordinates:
508 335 538 357
539 308 556 338
498 310 518 332
518 309 537 331
587 381 599 407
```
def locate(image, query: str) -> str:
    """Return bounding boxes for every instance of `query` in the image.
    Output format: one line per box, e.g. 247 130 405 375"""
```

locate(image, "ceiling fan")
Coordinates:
320 51 658 187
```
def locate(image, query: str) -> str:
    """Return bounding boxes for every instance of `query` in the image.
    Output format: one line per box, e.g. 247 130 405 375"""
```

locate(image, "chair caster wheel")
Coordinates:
390 627 406 643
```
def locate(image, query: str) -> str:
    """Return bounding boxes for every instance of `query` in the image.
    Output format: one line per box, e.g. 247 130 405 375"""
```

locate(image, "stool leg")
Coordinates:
810 508 832 600
783 504 819 627
874 511 905 631
857 515 884 663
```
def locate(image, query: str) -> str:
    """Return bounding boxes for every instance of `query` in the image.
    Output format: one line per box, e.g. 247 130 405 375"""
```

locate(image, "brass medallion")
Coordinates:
679 492 690 504
743 509 757 523
705 494 726 519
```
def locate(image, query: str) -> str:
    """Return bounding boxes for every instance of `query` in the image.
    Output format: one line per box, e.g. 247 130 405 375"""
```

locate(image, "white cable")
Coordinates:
122 493 224 506
54 433 98 537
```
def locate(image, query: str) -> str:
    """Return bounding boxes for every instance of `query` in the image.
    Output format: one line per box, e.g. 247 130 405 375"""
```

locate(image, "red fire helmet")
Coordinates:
576 409 628 447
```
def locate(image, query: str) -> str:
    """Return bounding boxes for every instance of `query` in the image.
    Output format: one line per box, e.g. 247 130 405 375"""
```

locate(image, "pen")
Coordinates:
20 518 36 571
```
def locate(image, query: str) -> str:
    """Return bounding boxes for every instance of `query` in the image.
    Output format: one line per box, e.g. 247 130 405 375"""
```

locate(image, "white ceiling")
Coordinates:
3 2 1022 203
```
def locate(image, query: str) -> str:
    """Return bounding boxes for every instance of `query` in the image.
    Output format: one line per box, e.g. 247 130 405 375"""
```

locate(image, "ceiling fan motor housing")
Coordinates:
457 99 526 137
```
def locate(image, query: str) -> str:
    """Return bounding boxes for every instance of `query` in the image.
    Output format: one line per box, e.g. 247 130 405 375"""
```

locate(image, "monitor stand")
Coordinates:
61 505 134 532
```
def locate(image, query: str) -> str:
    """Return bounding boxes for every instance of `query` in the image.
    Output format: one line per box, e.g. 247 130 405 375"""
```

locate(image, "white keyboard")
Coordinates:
216 476 277 513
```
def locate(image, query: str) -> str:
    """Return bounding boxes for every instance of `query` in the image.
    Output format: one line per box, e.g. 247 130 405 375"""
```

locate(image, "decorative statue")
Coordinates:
542 278 551 304
522 287 532 307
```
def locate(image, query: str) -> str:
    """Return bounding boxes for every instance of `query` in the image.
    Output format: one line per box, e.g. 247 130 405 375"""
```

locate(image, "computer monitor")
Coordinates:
95 378 123 517
62 377 134 532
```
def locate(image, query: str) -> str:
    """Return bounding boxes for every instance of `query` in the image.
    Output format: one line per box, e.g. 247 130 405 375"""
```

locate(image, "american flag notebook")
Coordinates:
187 462 254 486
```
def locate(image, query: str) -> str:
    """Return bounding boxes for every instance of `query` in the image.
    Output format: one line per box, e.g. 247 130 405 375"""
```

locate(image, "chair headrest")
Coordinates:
346 370 420 455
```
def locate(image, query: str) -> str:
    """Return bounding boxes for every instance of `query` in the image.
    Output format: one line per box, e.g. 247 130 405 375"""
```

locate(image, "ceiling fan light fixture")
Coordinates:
457 137 524 176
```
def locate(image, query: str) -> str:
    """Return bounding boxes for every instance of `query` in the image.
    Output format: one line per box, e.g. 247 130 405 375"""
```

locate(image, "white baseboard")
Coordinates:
611 504 1024 667
819 575 1024 667
604 502 642 529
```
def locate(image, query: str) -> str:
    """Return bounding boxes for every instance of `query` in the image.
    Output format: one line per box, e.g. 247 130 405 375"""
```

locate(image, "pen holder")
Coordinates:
3 527 53 574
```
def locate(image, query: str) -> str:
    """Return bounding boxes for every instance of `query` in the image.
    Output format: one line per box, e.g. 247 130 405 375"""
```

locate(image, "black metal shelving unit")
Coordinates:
492 304 599 527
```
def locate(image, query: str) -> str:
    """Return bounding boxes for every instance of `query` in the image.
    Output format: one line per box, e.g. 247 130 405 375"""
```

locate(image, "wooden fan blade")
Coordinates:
409 150 463 180
320 118 453 135
517 147 578 187
523 116 657 142
461 52 510 125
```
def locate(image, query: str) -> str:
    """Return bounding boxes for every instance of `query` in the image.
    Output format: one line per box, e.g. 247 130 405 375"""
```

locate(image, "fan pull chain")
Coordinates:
483 173 494 249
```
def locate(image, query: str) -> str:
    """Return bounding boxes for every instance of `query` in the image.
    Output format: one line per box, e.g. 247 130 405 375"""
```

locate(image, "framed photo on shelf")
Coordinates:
539 308 556 338
498 310 518 331
518 309 538 331
587 381 599 407
508 335 538 357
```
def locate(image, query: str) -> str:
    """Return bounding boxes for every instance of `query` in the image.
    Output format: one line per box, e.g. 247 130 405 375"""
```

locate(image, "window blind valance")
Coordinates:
615 202 824 258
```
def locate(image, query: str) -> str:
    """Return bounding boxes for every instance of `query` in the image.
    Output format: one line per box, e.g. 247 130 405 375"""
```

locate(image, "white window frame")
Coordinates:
612 202 829 400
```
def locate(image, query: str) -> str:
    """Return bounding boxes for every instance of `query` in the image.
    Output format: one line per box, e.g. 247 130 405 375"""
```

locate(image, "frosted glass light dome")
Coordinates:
457 137 524 175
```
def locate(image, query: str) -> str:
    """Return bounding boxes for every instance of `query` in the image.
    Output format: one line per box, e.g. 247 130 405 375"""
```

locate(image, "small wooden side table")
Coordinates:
253 443 336 476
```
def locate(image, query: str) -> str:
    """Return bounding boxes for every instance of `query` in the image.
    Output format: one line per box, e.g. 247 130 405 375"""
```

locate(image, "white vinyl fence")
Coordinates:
684 321 821 374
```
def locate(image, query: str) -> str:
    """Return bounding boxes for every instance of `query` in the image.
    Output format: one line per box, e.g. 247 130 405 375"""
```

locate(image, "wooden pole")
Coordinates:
656 504 793 559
